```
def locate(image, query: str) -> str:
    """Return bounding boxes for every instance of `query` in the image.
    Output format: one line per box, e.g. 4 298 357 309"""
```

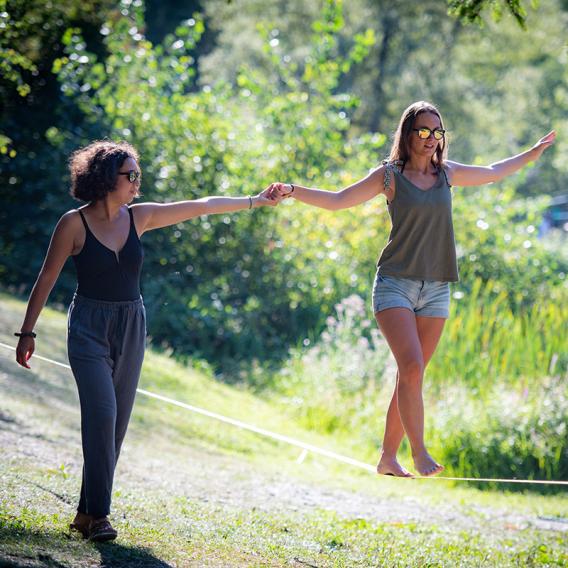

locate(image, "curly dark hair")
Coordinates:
69 140 140 202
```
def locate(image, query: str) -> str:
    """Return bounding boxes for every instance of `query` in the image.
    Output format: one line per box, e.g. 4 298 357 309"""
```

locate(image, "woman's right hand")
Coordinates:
267 183 293 201
16 336 35 369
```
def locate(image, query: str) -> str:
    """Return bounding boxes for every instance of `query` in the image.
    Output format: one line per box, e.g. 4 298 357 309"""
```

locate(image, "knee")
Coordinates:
82 401 117 432
398 359 424 384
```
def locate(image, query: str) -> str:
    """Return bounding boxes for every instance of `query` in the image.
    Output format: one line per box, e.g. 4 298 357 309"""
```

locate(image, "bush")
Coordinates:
273 294 389 434
429 378 568 489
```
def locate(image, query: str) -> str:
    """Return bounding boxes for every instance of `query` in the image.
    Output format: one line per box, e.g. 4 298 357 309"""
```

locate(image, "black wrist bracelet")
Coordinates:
15 331 36 339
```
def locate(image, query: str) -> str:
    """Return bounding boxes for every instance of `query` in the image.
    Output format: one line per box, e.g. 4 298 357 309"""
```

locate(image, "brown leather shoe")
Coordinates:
88 517 118 542
69 513 93 539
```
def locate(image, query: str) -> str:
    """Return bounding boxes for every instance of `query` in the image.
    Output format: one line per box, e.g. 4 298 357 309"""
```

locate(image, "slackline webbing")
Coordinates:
1 341 566 486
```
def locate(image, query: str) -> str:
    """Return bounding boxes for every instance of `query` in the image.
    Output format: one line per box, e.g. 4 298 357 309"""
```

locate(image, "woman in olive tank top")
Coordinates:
15 140 279 541
269 101 555 478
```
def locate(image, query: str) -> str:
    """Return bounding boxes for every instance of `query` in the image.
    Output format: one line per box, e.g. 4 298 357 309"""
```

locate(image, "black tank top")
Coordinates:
73 207 144 301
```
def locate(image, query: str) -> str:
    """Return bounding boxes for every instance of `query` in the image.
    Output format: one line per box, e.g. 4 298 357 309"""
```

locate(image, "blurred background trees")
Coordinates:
1 0 566 370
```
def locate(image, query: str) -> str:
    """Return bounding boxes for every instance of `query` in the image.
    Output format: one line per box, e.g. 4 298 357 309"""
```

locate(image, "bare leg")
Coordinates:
411 316 446 475
378 315 446 476
375 308 445 476
377 371 413 477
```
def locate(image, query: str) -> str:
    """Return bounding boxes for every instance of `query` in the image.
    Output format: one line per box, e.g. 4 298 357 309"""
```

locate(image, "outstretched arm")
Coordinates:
269 166 386 211
134 186 277 233
446 131 556 187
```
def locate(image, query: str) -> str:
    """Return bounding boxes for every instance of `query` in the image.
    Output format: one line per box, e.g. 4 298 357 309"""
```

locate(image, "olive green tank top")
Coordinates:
377 163 459 282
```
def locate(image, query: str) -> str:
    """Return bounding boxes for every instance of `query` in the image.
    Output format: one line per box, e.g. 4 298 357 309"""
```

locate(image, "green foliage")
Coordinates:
431 378 568 488
0 1 37 98
0 0 116 293
42 1 387 368
447 0 529 29
2 0 566 390
273 295 389 434
452 185 568 306
269 283 567 483
199 0 567 196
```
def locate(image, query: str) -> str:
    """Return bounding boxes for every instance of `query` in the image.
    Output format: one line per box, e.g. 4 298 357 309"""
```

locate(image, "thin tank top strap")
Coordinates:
440 165 452 188
382 160 404 193
382 161 393 193
127 205 140 240
77 209 91 232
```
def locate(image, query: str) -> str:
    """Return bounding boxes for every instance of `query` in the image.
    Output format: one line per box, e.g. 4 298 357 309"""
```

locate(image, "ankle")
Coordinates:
411 448 429 459
379 449 399 460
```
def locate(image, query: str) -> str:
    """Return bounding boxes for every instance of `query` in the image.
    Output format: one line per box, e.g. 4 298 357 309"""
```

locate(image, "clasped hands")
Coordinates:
256 182 294 207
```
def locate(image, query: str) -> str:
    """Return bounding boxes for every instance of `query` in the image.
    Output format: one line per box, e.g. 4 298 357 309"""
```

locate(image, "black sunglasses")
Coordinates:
118 170 142 183
413 127 445 141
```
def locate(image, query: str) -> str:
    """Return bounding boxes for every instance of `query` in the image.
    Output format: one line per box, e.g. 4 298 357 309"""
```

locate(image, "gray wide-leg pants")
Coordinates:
67 294 146 518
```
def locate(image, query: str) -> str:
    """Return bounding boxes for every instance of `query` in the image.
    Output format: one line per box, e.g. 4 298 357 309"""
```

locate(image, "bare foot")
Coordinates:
376 454 414 478
413 452 444 476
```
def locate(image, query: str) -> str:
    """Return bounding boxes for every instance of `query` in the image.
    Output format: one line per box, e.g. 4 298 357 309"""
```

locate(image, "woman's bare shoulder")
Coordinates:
55 208 85 235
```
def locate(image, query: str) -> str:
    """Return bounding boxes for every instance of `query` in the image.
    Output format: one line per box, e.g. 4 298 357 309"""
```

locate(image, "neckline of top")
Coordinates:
394 168 443 192
78 207 134 259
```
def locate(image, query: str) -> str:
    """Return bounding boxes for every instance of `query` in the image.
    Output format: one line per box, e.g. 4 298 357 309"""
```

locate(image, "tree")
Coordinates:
0 0 115 290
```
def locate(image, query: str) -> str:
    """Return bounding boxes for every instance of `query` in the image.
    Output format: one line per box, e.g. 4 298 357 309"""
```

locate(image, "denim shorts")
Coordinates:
372 272 450 318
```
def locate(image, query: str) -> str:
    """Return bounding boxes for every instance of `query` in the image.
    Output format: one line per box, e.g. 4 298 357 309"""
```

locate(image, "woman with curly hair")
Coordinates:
269 101 555 478
15 139 277 542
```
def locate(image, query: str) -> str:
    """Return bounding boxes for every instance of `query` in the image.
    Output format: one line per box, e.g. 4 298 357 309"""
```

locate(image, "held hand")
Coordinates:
16 337 35 369
267 182 294 201
531 130 556 160
254 185 280 207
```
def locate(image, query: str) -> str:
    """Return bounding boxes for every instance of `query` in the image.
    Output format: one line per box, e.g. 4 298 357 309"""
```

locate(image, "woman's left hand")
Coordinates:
531 131 556 160
254 185 281 207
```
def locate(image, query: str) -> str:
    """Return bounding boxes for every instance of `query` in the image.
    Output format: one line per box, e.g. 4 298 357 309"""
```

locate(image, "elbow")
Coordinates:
488 166 506 183
328 194 344 211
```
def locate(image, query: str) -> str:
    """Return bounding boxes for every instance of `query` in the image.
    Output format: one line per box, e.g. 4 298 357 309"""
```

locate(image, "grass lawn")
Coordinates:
0 292 566 567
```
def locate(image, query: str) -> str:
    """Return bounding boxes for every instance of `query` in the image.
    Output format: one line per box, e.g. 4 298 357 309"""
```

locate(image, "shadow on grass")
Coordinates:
0 354 77 399
0 524 173 567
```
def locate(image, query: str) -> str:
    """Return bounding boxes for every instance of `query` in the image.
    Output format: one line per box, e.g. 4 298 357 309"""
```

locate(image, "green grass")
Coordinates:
433 278 568 386
1 292 567 567
264 286 568 485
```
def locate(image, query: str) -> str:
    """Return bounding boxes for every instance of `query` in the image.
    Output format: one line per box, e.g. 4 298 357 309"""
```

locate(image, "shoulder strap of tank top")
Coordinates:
127 205 139 235
77 209 90 232
382 161 392 193
382 160 404 193
439 165 452 188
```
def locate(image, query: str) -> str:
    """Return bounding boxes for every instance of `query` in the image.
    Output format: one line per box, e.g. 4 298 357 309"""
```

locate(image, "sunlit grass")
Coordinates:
1 292 567 566
435 278 567 386
268 285 568 485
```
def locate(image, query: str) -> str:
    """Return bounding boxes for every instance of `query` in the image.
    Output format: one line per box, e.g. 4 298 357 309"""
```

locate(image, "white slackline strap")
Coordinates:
1 341 566 486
